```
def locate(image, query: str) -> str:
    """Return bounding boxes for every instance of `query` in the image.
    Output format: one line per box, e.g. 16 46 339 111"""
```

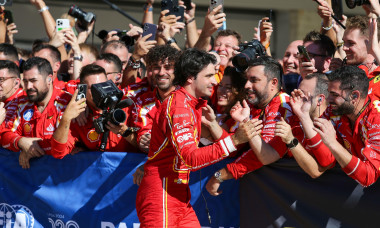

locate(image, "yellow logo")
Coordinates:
343 138 351 152
373 100 380 112
374 75 380 84
87 130 100 142
24 123 32 134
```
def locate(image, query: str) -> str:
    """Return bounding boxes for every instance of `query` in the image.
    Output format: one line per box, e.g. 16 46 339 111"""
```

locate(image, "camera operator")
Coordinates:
50 64 138 159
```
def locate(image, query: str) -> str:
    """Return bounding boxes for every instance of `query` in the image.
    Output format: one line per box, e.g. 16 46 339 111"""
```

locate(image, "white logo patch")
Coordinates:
23 109 34 121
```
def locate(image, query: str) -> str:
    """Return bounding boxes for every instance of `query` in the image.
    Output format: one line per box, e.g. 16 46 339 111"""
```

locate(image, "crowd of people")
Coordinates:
1 0 380 227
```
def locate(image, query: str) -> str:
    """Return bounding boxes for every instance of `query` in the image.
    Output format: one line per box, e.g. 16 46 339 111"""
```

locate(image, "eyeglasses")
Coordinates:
0 77 16 84
307 52 328 59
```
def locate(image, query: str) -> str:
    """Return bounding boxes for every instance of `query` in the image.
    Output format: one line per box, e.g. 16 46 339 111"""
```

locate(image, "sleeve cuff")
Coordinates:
306 134 322 149
50 138 70 159
214 128 230 142
219 135 237 156
342 156 360 176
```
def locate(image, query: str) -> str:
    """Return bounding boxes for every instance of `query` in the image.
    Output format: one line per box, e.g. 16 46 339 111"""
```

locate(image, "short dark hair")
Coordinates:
145 45 181 68
247 56 283 90
328 65 369 97
100 40 128 54
79 64 106 83
215 29 242 44
303 31 335 57
23 57 53 78
304 73 329 97
32 44 61 63
173 48 216 86
97 53 122 73
0 60 20 78
0 43 19 62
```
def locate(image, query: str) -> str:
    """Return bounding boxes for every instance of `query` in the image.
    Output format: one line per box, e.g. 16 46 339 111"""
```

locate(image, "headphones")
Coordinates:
352 94 358 99
48 78 52 82
318 97 322 102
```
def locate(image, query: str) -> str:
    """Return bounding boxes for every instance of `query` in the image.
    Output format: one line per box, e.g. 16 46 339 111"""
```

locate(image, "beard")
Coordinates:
332 100 355 116
27 87 49 103
246 86 269 109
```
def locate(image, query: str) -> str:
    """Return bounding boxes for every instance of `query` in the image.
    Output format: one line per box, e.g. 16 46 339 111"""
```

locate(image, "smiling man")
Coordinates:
135 48 259 227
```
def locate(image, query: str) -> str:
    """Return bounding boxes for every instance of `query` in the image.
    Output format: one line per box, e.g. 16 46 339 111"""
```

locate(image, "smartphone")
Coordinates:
56 19 70 32
332 0 343 20
297 45 311 62
142 23 158 41
172 6 185 22
209 0 224 13
4 10 13 25
161 0 178 15
76 84 87 101
257 20 262 41
183 0 192 10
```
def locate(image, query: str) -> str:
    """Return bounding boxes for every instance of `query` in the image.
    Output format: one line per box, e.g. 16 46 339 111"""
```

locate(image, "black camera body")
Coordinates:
345 0 371 9
97 29 135 46
68 5 96 30
91 81 126 133
232 39 267 72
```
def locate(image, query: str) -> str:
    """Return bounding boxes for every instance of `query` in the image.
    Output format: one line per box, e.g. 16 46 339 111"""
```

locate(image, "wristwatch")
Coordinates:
286 138 299 149
214 171 224 183
73 55 83 62
127 56 141 69
166 37 177 45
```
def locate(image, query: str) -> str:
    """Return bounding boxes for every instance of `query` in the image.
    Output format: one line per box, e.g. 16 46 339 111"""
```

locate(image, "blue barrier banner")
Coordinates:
0 149 239 228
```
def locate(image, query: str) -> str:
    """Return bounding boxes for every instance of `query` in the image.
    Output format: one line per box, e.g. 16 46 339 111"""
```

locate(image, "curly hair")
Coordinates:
145 45 181 68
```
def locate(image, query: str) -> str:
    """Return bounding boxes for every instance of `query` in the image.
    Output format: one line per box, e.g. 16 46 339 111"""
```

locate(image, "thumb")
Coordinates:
129 23 134 29
72 89 79 101
0 102 4 109
280 117 285 122
242 99 248 108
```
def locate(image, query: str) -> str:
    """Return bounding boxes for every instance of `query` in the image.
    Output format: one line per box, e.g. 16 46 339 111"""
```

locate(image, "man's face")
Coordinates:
245 65 271 108
304 41 329 73
214 35 239 67
83 73 108 110
0 68 19 102
104 47 129 71
298 77 318 115
343 28 368 66
283 40 303 74
23 67 50 103
192 64 217 98
328 80 355 115
95 59 121 86
150 59 175 92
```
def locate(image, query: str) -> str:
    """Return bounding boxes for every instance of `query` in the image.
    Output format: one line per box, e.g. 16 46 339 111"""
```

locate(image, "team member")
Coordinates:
136 49 260 227
50 64 138 159
0 57 72 169
0 60 23 111
314 66 380 187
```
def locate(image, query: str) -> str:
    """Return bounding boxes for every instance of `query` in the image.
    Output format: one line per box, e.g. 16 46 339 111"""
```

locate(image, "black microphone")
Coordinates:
116 98 134 109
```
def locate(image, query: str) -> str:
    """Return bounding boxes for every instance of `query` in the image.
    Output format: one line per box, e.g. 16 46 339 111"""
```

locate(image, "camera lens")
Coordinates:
112 109 126 125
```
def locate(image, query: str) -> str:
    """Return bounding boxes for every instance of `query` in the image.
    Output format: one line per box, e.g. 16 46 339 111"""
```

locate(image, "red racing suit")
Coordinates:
226 92 294 179
50 105 138 159
4 88 24 120
0 88 71 154
328 98 380 187
54 77 66 90
136 87 235 227
129 88 162 148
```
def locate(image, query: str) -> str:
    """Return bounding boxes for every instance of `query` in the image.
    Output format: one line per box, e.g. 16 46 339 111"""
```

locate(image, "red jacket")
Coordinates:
144 87 235 181
0 88 71 154
329 98 380 187
125 77 151 99
226 92 294 179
